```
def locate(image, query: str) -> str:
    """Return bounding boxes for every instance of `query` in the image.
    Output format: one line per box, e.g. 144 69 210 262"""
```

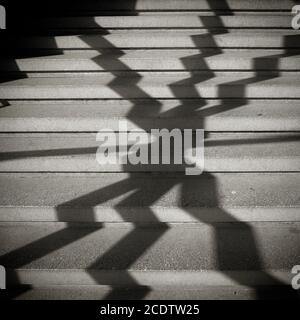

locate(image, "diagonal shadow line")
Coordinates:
0 178 138 268
2 0 169 300
2 1 167 302
1 0 299 300
1 134 300 163
0 177 171 299
85 187 173 300
166 2 300 300
81 0 299 299
1 3 172 300
195 34 300 119
74 2 171 299
0 226 101 269
34 11 300 301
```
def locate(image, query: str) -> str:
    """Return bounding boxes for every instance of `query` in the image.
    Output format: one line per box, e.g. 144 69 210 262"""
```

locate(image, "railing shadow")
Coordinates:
0 0 299 300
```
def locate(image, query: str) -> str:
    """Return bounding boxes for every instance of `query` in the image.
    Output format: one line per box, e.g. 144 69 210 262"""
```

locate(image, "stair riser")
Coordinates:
4 31 300 49
5 270 296 287
1 100 299 132
0 222 299 283
22 15 294 29
1 118 300 132
1 207 299 223
1 0 300 300
1 86 299 99
27 0 298 11
2 56 300 71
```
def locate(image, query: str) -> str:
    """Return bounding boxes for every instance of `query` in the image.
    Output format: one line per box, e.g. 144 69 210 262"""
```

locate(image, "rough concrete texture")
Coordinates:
0 133 299 172
44 0 300 11
1 0 300 299
29 15 293 29
2 50 300 72
0 223 299 273
4 285 300 300
4 31 300 50
1 72 300 99
0 172 299 208
1 100 300 132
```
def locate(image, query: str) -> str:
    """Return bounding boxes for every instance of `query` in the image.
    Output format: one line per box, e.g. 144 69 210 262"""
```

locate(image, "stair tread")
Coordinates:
1 73 300 99
37 0 299 11
26 15 294 29
2 72 299 83
0 133 299 172
0 222 299 272
0 173 300 212
4 30 300 49
2 49 300 71
6 285 299 300
0 100 300 132
1 0 300 300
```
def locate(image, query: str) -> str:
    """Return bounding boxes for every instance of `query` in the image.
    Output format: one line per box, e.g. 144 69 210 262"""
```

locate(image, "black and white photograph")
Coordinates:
0 0 299 309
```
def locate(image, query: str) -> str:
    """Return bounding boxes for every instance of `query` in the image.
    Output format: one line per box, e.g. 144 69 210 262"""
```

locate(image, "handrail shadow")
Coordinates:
0 0 299 300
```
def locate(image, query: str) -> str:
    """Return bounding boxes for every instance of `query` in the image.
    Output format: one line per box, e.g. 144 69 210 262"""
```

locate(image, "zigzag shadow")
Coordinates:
0 0 299 300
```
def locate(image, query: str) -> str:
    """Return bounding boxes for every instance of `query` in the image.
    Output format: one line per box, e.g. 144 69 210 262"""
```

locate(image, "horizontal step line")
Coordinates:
8 70 268 73
105 9 295 12
5 98 300 101
6 269 295 287
1 208 299 223
5 47 300 51
13 27 294 31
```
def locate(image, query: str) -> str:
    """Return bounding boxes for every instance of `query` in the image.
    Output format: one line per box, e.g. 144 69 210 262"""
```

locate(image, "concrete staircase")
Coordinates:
0 0 300 299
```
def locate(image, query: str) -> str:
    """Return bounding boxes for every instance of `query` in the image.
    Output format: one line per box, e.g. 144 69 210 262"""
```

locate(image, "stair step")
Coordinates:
0 133 299 172
0 222 299 288
2 2 300 301
6 1 297 27
0 172 299 222
27 15 293 29
26 0 298 12
1 73 300 99
2 49 300 72
1 100 300 132
4 30 300 50
5 285 299 300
